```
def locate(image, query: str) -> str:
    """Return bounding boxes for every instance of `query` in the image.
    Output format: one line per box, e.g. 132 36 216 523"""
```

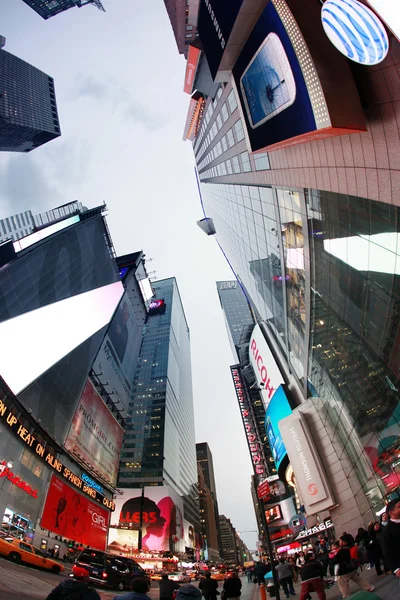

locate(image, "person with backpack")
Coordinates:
299 551 326 600
332 534 375 598
45 566 101 600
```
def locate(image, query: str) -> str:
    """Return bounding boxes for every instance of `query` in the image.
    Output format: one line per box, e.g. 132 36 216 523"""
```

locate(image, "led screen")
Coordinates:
0 281 123 395
13 215 80 252
265 385 292 469
108 486 186 554
265 504 283 523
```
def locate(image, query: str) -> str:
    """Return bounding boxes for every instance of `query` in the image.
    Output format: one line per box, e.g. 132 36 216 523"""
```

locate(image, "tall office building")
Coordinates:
163 0 197 58
219 514 248 566
169 0 400 537
0 201 84 243
119 277 199 529
0 43 61 152
197 462 220 562
196 442 222 559
22 0 105 19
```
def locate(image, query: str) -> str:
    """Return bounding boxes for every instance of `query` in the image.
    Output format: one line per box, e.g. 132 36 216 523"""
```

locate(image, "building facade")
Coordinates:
22 0 105 19
0 44 61 152
119 277 200 531
163 0 198 58
196 442 221 560
168 0 400 535
219 514 237 566
197 461 220 562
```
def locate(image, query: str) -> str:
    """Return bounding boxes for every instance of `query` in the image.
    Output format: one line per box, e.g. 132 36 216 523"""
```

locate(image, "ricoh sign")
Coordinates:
249 324 284 407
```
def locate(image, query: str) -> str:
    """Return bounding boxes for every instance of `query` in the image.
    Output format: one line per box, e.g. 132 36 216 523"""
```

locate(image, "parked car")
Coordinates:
169 572 191 583
75 549 148 591
0 536 64 573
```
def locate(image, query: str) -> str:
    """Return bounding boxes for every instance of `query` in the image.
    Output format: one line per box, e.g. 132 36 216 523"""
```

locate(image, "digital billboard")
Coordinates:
265 504 282 524
0 280 124 395
233 0 365 152
184 45 201 94
249 324 284 408
64 379 124 486
265 385 292 469
92 292 143 416
41 475 109 550
108 486 186 554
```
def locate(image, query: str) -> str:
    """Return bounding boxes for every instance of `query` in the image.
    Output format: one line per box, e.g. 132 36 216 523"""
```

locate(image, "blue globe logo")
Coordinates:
321 0 389 65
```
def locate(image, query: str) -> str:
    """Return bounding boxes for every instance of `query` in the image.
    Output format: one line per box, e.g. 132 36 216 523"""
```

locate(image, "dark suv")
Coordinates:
75 550 148 591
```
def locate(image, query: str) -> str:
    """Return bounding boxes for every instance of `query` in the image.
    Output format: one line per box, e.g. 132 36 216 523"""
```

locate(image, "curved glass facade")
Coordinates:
202 182 400 514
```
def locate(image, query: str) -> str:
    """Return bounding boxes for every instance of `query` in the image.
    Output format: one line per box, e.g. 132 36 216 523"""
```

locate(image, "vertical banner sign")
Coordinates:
230 365 266 477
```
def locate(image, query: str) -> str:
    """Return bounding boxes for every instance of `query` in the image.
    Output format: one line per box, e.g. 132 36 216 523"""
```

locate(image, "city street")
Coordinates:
0 560 399 600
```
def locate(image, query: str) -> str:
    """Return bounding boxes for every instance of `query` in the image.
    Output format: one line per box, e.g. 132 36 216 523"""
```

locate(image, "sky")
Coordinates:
0 1 259 550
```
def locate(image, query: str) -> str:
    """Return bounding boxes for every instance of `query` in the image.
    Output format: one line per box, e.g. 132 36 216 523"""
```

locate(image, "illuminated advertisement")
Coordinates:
230 366 266 477
41 475 109 551
265 504 282 524
92 291 143 415
64 379 124 486
264 385 292 469
148 299 166 315
108 486 185 554
0 281 124 396
184 45 201 94
249 324 284 407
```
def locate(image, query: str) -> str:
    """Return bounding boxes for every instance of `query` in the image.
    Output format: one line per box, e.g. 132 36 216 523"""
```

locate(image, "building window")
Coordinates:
240 151 251 172
185 25 193 30
254 153 270 171
232 155 240 174
234 120 245 142
185 34 193 38
226 128 235 148
221 103 229 123
227 89 238 114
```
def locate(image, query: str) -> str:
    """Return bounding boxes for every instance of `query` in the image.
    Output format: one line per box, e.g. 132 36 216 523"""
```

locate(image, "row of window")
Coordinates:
194 88 237 158
197 119 245 171
200 151 270 180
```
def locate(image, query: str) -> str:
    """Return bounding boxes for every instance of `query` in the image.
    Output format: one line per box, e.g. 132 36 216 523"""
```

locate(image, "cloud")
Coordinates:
125 103 169 132
75 76 110 101
0 155 61 217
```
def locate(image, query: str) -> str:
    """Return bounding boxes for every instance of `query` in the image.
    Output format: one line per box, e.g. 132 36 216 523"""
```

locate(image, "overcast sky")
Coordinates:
0 0 259 550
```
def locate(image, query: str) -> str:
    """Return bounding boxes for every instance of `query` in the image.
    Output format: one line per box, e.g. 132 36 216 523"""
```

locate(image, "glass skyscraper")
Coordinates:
22 0 105 19
0 47 61 152
119 277 199 527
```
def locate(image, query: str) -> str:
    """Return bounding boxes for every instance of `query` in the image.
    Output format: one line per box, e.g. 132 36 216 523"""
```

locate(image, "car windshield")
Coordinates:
79 551 104 568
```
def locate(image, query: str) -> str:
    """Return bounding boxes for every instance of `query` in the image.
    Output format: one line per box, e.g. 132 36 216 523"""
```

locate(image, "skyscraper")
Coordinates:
196 442 221 559
0 44 61 152
197 462 220 562
167 0 400 537
119 277 199 528
22 0 105 19
163 0 197 58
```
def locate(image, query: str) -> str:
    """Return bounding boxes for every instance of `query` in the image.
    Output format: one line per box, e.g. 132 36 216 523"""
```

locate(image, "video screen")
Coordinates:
265 504 283 523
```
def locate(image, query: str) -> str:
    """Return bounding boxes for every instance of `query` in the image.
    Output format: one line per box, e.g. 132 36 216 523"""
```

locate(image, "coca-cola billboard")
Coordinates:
249 324 284 407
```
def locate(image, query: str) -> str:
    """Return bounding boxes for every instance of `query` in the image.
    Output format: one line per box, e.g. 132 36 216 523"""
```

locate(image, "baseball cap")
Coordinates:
72 566 90 579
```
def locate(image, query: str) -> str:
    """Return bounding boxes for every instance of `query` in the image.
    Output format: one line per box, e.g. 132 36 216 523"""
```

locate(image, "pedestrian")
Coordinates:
113 577 152 600
332 534 375 598
315 536 330 576
382 498 400 578
246 568 253 583
45 566 101 600
199 572 219 600
253 561 267 585
328 541 340 576
368 522 388 577
159 573 180 600
288 557 298 582
176 584 202 600
275 557 296 598
299 551 326 600
380 513 389 528
296 552 306 570
223 572 242 600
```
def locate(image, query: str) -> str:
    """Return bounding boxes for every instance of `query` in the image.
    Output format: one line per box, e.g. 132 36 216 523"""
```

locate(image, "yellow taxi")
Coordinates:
211 572 225 581
0 536 64 574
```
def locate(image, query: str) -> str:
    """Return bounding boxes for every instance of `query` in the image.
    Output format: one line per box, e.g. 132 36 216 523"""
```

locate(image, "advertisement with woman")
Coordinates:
107 486 186 554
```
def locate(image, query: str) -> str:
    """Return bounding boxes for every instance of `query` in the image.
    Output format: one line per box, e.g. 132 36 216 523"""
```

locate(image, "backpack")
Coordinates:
349 546 360 568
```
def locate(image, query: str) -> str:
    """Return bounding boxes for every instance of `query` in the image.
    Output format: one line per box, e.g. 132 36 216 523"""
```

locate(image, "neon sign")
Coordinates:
230 366 266 476
0 461 38 499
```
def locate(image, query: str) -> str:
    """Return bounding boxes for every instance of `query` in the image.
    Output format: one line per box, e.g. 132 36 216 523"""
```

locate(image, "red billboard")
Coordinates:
41 475 109 550
64 379 124 486
183 45 201 94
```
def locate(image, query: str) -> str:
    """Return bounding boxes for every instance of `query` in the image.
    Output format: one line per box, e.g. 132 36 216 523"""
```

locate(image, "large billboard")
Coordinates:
92 291 142 416
197 0 244 78
41 475 109 550
64 379 124 486
249 324 284 408
108 486 186 554
264 385 292 469
233 0 365 152
184 45 201 94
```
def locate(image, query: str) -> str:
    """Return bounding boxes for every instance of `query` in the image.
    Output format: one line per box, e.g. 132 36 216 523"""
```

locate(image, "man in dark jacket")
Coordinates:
159 573 180 600
382 498 400 577
299 552 326 600
199 573 219 600
45 567 101 600
315 537 330 576
254 561 267 585
223 572 242 600
333 535 374 598
113 577 152 600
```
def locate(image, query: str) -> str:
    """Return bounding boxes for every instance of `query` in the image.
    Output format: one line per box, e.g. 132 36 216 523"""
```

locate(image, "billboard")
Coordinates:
197 0 244 78
64 379 124 486
41 475 109 550
265 385 292 469
184 45 201 94
279 409 335 514
0 280 123 396
265 504 282 524
249 324 284 407
92 291 143 416
108 486 186 554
